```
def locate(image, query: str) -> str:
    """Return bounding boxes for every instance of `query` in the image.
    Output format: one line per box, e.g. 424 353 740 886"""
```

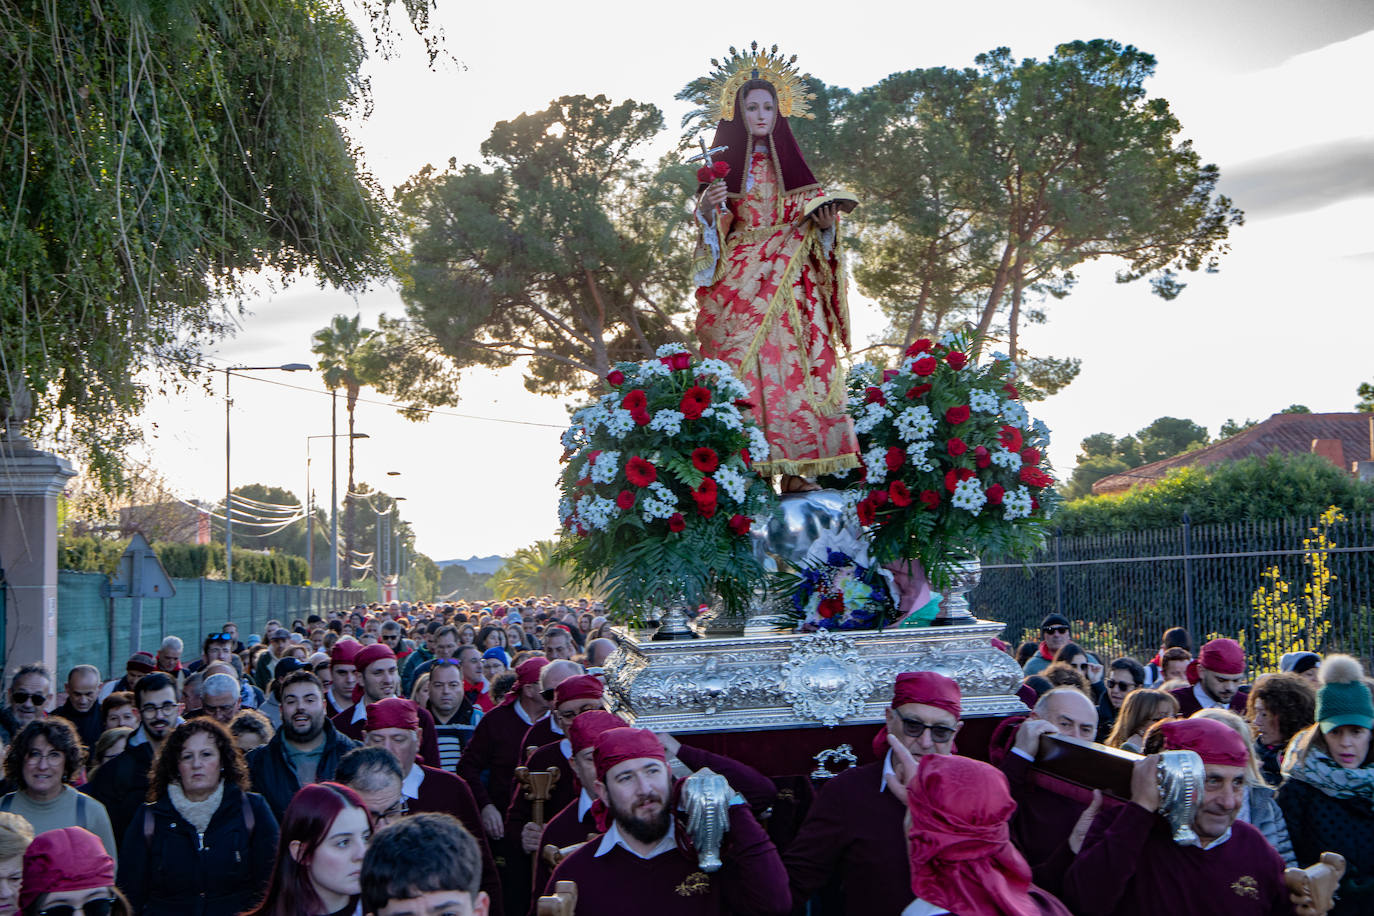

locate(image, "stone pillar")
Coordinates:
0 435 76 680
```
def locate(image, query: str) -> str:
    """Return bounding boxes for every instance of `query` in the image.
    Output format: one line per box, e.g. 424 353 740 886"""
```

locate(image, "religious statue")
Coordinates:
691 44 860 494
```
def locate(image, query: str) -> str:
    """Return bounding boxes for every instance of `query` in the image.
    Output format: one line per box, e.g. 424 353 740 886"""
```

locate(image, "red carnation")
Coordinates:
947 437 967 457
946 351 968 370
626 456 657 487
870 488 889 507
974 445 991 468
696 499 718 519
856 499 876 527
890 480 912 507
912 357 937 377
606 370 625 386
885 446 905 471
905 338 933 357
615 490 636 510
864 386 887 406
621 389 647 413
1021 447 1041 466
693 477 718 501
667 513 686 532
1020 466 1053 488
817 596 844 619
632 409 651 426
944 468 975 492
679 385 713 420
1003 382 1020 399
919 489 940 510
728 514 752 536
712 161 731 179
999 426 1024 452
986 483 1005 505
692 447 720 473
945 405 970 425
906 384 932 400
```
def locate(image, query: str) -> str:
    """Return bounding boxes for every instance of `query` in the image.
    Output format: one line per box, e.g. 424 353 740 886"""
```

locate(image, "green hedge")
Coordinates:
58 537 309 585
1052 453 1374 536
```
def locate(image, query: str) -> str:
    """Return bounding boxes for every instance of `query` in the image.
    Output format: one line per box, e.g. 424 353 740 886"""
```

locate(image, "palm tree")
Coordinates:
312 314 382 586
490 540 573 600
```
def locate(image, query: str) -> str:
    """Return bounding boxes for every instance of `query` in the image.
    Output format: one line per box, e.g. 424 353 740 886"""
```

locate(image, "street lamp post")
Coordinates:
224 363 309 611
307 432 368 586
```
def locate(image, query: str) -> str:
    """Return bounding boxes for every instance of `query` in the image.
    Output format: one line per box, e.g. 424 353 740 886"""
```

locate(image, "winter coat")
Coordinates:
245 719 358 820
116 782 278 916
1246 783 1297 867
1278 772 1374 915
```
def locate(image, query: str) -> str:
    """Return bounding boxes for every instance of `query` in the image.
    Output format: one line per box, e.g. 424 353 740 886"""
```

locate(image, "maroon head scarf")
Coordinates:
698 79 817 198
21 828 115 909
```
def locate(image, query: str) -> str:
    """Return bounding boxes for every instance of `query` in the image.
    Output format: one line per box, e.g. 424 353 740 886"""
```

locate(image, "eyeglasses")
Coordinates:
370 798 409 824
11 691 46 706
140 701 179 717
1043 626 1069 635
39 898 116 916
206 632 234 642
1105 679 1138 692
25 749 64 765
896 715 957 744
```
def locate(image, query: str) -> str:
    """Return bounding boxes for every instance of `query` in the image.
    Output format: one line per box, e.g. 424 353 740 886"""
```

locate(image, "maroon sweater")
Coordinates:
1000 745 1090 892
546 804 790 916
506 740 577 842
331 701 442 767
1062 802 1291 915
456 701 546 812
520 718 560 761
782 759 909 916
405 764 503 911
1170 684 1250 718
532 793 600 916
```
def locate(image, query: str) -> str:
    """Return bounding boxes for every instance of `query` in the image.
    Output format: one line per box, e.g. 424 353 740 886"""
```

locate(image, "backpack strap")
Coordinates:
75 792 87 828
143 807 154 849
241 792 255 835
0 794 12 813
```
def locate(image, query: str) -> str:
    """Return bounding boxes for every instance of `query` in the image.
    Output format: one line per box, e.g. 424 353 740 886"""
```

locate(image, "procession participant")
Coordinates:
403 625 459 695
100 693 139 732
457 657 551 841
885 736 1073 916
1061 718 1293 915
541 628 576 662
520 662 586 756
360 813 489 916
255 628 294 690
1023 616 1073 676
1096 658 1144 740
1170 637 1249 716
1143 627 1193 686
247 671 359 820
327 640 362 715
427 660 483 773
783 672 961 916
19 827 133 916
202 673 245 727
331 644 441 766
1186 709 1296 867
1104 688 1178 753
52 665 103 749
84 672 181 840
584 638 617 670
546 727 789 915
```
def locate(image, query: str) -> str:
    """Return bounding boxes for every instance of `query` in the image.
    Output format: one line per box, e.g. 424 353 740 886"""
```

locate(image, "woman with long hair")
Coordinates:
1104 688 1178 753
116 718 278 916
242 783 372 916
1247 672 1316 786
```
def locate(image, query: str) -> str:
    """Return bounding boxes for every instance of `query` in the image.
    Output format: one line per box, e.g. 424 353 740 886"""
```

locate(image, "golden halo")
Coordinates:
703 42 818 123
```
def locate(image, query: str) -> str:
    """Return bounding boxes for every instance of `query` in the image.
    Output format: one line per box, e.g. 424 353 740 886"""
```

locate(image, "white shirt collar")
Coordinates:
559 738 573 760
577 788 595 821
400 763 425 800
351 700 368 723
1182 826 1232 850
880 749 894 791
901 900 950 916
1193 683 1223 710
513 700 546 727
551 717 565 736
594 818 676 859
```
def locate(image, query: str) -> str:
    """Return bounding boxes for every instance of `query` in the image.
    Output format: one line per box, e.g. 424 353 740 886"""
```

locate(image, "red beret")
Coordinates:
1159 718 1249 768
554 674 604 707
1197 638 1245 676
568 710 626 754
21 828 115 908
516 656 550 687
126 651 156 673
330 640 361 668
593 727 666 782
365 697 420 732
892 671 962 719
354 643 396 674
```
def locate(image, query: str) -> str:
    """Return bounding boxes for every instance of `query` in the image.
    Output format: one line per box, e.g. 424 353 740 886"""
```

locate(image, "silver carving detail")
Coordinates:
936 556 981 624
780 631 874 725
680 767 732 872
1157 749 1205 845
811 744 858 780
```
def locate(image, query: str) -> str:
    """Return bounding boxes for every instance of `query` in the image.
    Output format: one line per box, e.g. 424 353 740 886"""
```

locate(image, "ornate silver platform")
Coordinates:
602 619 1024 734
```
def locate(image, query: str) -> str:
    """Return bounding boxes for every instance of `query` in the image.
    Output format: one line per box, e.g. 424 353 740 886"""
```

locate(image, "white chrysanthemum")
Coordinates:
990 448 1023 472
695 358 733 378
655 343 689 357
635 361 671 383
894 406 937 441
848 362 878 383
589 450 621 484
559 426 583 450
648 481 675 503
852 402 888 434
716 465 747 504
968 389 1000 413
557 498 574 523
746 426 771 462
578 405 608 435
1002 486 1035 521
1002 400 1029 427
991 351 1010 362
862 446 889 484
1029 418 1051 447
951 477 987 514
640 496 677 521
938 330 959 347
716 376 749 400
648 410 684 436
713 403 744 431
905 440 936 472
603 409 634 439
578 495 619 531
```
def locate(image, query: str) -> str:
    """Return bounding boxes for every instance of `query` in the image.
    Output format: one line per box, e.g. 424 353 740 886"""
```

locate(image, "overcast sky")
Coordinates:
133 0 1374 564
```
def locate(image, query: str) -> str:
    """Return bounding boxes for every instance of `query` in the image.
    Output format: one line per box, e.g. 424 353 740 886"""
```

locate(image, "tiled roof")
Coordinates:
1092 413 1374 495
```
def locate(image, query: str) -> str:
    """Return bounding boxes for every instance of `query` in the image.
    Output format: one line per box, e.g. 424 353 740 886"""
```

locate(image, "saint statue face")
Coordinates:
742 88 777 138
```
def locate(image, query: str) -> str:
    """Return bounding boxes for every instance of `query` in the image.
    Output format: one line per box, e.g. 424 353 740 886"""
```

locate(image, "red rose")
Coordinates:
885 446 905 471
696 165 714 183
1031 497 1040 510
905 338 933 357
626 456 657 487
912 357 937 377
1021 447 1041 466
919 489 940 510
946 351 968 370
679 385 713 420
817 596 844 619
712 161 731 179
870 488 889 507
667 513 686 532
616 490 636 510
672 352 692 371
945 405 971 425
974 445 991 468
856 499 876 527
691 447 720 473
696 499 717 519
999 426 1024 452
864 386 887 406
889 480 912 507
986 484 1005 505
606 370 625 386
947 437 967 456
906 383 932 400
728 514 752 536
944 468 975 492
882 369 899 382
1020 466 1053 488
621 389 647 413
1003 382 1020 399
632 409 651 426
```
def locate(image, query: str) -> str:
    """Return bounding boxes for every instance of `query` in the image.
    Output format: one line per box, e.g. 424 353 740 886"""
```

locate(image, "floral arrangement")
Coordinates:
840 330 1058 591
776 525 899 630
555 344 775 617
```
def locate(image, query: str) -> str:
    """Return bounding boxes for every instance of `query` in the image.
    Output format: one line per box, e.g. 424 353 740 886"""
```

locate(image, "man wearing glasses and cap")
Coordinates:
1024 614 1074 676
185 632 237 676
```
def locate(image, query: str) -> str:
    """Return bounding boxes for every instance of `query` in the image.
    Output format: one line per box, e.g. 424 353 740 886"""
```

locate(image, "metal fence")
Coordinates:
55 571 365 679
970 512 1374 669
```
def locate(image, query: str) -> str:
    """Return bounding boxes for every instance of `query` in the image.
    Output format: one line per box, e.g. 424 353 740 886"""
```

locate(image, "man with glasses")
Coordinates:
520 660 583 754
185 632 236 675
1097 657 1146 741
84 671 181 839
0 664 52 745
1024 614 1074 675
52 665 103 749
332 643 442 767
246 669 358 820
784 671 963 916
200 673 243 726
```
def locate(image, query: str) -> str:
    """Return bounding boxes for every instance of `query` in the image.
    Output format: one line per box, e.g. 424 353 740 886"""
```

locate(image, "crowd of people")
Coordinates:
0 598 1366 915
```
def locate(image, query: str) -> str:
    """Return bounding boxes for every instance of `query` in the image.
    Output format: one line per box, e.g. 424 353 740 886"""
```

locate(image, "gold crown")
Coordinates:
703 42 818 123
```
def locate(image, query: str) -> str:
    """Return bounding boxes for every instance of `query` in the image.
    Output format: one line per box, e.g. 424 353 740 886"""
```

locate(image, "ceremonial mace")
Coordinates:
515 765 561 872
688 138 729 213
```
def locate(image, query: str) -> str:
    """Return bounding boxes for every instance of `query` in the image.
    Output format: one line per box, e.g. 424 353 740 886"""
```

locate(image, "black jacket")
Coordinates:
116 782 278 916
1278 774 1374 916
82 737 155 840
246 718 358 819
52 701 104 750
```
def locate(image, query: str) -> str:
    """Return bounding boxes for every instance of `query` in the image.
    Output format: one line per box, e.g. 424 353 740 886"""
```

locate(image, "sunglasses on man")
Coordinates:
206 632 234 642
1042 625 1069 635
10 691 45 706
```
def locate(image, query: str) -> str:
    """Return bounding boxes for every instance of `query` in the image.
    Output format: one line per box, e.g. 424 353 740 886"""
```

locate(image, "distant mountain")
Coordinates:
436 554 506 575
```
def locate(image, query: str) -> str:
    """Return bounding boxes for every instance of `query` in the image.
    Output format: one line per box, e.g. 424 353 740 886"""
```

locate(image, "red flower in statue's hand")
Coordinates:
907 384 931 400
947 437 967 456
999 426 1024 452
680 386 713 420
1021 447 1041 466
945 405 971 425
667 513 686 532
946 351 968 370
986 484 1005 505
885 446 905 471
696 166 714 184
606 370 625 386
944 468 975 492
856 498 876 527
626 456 657 487
864 386 887 406
691 448 720 473
905 338 933 357
712 161 731 178
817 596 844 619
728 514 752 536
616 490 636 510
890 480 912 507
1020 466 1053 488
974 445 991 469
919 489 940 510
912 357 937 377
621 389 647 413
